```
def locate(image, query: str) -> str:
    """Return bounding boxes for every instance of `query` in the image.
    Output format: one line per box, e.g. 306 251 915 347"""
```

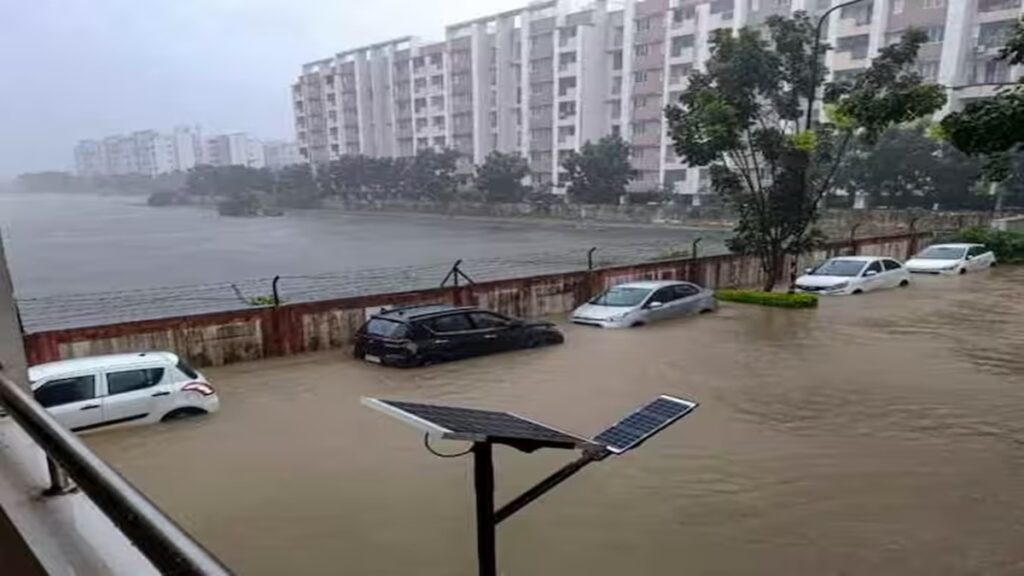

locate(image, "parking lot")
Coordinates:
87 267 1024 576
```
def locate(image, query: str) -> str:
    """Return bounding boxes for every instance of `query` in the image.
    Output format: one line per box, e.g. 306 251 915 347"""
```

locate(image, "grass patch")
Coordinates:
716 289 819 309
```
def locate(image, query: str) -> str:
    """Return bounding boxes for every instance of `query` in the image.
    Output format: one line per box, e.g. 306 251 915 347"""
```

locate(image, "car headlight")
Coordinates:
605 312 629 321
830 282 849 290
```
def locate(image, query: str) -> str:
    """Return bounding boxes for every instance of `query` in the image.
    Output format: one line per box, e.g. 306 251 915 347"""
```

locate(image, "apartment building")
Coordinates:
203 133 266 169
292 0 1024 202
263 140 303 170
74 126 203 177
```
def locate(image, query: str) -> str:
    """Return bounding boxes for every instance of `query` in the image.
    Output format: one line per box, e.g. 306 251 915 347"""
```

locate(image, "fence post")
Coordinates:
272 275 281 308
587 247 597 271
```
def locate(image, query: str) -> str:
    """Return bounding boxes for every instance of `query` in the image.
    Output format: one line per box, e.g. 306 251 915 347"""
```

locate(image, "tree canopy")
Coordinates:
560 135 636 204
666 15 945 290
475 151 530 203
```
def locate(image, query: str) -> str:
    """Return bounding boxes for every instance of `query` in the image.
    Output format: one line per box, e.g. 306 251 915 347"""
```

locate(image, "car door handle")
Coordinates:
433 339 449 344
80 404 100 411
151 391 171 397
484 334 498 339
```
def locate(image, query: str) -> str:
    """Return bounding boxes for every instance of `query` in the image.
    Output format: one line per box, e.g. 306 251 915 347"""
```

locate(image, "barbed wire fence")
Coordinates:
15 240 730 334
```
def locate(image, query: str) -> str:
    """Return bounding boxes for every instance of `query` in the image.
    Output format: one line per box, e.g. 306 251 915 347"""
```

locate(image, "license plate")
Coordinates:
364 354 382 364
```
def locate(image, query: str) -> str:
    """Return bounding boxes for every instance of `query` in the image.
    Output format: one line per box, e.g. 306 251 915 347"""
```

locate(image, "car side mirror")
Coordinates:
804 267 814 274
864 270 878 277
647 301 664 309
966 254 974 260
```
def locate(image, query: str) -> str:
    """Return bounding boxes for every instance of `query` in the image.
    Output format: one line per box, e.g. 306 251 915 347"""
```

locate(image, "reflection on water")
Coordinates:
87 268 1024 575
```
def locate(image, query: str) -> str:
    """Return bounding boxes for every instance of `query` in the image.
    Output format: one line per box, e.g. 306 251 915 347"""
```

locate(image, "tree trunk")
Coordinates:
760 249 785 292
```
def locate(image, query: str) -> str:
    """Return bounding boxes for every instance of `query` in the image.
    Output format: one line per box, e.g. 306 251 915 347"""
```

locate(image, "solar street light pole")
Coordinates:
472 442 497 576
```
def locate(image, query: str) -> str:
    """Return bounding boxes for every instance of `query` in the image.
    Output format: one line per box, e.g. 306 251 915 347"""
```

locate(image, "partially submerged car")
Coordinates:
571 280 717 328
795 256 910 295
354 304 563 367
904 243 996 275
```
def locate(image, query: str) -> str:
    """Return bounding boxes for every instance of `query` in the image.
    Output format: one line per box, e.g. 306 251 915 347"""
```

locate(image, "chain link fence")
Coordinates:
16 240 729 333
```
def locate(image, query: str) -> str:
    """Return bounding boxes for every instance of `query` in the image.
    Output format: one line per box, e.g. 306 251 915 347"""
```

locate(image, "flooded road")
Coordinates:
87 268 1024 575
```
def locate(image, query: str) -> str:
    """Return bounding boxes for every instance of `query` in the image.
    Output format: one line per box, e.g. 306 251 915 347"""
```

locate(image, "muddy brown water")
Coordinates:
87 268 1024 575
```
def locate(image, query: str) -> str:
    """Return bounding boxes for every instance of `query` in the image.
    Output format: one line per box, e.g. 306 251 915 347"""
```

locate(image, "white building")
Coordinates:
74 125 204 177
202 133 266 169
263 140 303 170
292 0 1024 203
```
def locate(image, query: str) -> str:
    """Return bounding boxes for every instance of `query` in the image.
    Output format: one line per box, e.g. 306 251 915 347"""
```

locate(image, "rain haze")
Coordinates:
0 0 527 177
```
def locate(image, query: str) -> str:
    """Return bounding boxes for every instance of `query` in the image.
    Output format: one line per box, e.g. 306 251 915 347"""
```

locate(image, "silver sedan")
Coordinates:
571 280 717 328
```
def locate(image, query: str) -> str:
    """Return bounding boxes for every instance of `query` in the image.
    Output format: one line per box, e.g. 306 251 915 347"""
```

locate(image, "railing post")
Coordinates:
44 457 74 497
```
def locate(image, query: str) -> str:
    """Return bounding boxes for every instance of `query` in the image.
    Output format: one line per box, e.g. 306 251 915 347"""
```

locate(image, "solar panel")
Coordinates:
592 395 697 454
364 398 593 451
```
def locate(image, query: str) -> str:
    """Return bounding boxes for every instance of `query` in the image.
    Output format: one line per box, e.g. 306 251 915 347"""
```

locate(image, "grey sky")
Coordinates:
0 0 526 177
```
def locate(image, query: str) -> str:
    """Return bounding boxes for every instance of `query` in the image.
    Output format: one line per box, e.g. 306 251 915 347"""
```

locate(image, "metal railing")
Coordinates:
0 371 232 576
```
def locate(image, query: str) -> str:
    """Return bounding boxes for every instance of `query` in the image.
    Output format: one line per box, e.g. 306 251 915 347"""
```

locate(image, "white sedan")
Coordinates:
904 243 996 275
795 256 911 295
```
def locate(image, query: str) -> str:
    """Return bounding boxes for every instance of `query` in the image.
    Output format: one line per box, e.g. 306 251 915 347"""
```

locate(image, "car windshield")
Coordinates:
916 246 967 260
809 259 866 277
590 286 652 307
364 318 408 338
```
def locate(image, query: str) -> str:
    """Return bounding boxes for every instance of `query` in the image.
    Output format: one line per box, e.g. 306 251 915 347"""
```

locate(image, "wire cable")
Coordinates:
422 433 473 459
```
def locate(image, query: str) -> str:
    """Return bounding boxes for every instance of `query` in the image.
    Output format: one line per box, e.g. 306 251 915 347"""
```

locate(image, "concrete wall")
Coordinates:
0 236 27 388
22 233 929 369
333 198 998 234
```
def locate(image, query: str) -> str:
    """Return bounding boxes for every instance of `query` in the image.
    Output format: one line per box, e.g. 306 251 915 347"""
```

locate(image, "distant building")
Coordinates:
73 125 204 177
73 140 106 176
203 133 266 169
263 141 302 170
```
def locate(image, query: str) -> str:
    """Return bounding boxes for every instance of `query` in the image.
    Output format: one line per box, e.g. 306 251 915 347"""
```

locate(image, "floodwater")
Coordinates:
0 193 725 297
87 267 1024 575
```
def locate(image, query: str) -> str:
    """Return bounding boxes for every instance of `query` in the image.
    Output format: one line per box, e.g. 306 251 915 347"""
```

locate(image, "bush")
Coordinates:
716 289 819 308
956 227 1024 264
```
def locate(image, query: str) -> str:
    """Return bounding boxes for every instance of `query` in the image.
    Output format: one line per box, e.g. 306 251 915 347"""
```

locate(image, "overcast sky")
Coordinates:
0 0 527 177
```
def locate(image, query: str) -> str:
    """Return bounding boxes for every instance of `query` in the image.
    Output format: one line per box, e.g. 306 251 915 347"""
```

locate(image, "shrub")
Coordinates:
955 227 1024 264
716 289 819 309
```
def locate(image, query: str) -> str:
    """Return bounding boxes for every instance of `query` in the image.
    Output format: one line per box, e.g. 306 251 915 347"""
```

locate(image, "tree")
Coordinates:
835 124 986 209
665 16 945 291
940 18 1024 205
475 151 530 203
275 164 321 208
560 135 636 204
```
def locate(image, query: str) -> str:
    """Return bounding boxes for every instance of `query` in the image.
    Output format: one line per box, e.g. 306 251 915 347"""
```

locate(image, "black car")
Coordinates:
353 304 564 367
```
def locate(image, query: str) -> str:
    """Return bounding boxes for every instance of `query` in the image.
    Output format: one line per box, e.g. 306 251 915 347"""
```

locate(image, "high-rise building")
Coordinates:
202 133 266 169
293 0 1024 201
263 140 303 170
73 126 204 177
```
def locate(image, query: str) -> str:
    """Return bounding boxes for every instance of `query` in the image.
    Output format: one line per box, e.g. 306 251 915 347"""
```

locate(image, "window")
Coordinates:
633 95 649 108
634 70 648 83
176 359 199 379
649 287 675 304
671 35 695 57
426 313 474 333
34 375 96 408
882 259 902 271
612 76 623 94
364 319 410 338
673 284 700 298
922 0 944 8
634 17 652 32
635 44 649 57
967 245 987 257
470 313 510 329
924 26 944 43
633 121 647 134
915 61 940 81
891 0 904 13
710 0 732 13
107 368 164 395
612 51 624 70
864 261 883 275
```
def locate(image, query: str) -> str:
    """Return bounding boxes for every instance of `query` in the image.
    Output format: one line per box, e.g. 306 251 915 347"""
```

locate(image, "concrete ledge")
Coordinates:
0 419 157 576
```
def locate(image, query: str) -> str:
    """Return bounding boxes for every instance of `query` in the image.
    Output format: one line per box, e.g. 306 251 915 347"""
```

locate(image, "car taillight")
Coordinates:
182 381 216 396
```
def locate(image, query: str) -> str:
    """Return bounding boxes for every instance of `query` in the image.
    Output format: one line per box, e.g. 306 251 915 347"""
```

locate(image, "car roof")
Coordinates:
925 243 981 249
372 303 479 322
827 256 884 262
28 352 179 382
610 280 693 290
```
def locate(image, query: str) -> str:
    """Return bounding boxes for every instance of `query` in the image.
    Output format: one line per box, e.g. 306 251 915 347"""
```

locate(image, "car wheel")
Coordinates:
630 321 645 328
852 289 863 295
699 308 715 314
161 407 207 422
899 279 910 287
958 268 967 275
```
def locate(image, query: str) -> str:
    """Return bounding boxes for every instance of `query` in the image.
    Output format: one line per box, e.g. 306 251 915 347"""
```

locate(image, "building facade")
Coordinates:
292 0 1024 201
263 140 303 170
74 126 203 177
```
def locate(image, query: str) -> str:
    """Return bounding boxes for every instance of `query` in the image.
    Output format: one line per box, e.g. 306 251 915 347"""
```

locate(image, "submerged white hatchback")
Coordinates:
904 243 996 275
571 280 717 328
27 352 219 433
795 256 911 295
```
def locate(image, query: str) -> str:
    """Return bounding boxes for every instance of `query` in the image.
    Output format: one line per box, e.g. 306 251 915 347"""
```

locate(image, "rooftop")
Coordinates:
28 352 179 382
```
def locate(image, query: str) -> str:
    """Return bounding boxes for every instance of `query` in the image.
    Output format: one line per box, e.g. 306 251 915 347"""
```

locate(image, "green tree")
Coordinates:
665 17 945 290
274 164 322 208
561 135 636 204
940 18 1024 206
475 151 530 203
836 124 986 209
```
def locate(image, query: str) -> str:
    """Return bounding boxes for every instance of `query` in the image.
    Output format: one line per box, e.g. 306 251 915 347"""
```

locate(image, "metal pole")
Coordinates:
805 0 868 132
691 237 702 261
494 451 603 525
587 247 597 271
473 443 497 576
271 275 281 308
44 457 73 496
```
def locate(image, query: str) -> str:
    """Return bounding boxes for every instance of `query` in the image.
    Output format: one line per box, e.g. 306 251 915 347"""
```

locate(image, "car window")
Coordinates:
425 313 474 333
968 245 986 257
649 287 675 304
673 284 700 299
176 358 199 379
882 259 902 271
106 368 165 395
469 312 510 329
34 375 96 408
364 318 410 339
864 261 883 275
